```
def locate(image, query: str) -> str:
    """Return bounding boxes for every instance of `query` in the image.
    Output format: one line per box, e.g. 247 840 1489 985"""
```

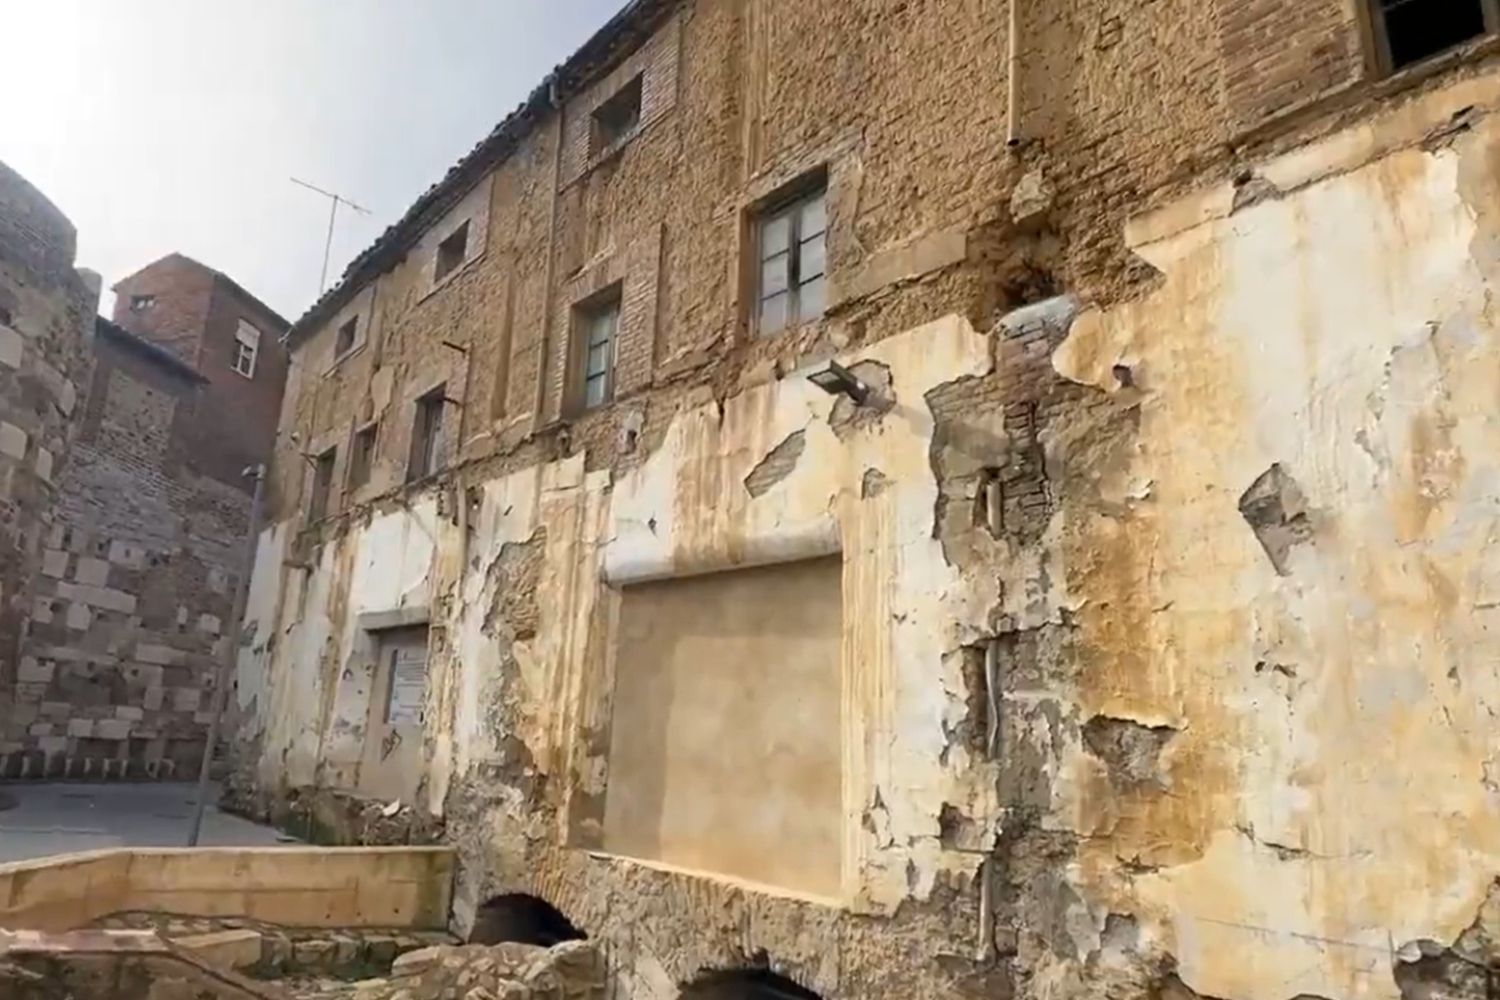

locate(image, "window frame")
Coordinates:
754 180 828 337
572 284 622 413
590 73 645 158
129 294 156 313
308 446 337 522
348 422 378 491
232 320 260 379
407 386 446 483
334 316 359 361
434 222 471 285
1366 0 1499 75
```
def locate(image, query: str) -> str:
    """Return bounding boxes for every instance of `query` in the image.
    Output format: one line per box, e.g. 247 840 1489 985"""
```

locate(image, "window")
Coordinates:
334 316 358 359
349 423 377 490
129 294 156 313
380 627 429 727
408 386 446 482
308 447 337 521
233 320 260 378
1368 0 1495 73
590 74 644 157
574 287 621 411
435 222 470 283
756 184 827 335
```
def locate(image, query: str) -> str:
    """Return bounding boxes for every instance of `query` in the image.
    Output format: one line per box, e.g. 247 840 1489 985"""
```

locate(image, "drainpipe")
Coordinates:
1006 0 1023 147
188 463 268 847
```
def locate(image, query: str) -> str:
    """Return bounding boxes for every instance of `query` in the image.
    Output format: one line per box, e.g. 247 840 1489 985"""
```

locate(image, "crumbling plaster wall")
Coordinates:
241 317 1022 996
1021 68 1500 1000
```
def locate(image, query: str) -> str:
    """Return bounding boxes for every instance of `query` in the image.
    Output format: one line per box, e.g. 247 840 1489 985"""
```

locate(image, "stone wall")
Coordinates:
0 160 98 769
0 322 251 779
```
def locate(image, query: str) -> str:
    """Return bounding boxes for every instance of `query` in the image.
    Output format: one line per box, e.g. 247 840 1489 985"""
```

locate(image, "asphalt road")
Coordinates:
0 782 293 863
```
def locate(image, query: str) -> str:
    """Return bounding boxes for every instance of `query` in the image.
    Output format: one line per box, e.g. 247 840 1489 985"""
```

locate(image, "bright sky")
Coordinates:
0 1 623 323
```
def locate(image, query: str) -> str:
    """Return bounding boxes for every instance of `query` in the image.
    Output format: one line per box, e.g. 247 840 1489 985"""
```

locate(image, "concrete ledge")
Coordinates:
0 846 454 932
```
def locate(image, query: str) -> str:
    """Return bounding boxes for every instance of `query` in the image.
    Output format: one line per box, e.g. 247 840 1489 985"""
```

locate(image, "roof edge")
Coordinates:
286 0 680 347
94 317 209 384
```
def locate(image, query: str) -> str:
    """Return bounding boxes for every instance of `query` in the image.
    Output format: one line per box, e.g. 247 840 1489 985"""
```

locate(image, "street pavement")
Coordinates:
0 781 293 863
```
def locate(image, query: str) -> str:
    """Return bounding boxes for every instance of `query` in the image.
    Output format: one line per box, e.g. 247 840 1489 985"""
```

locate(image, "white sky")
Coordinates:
0 1 624 322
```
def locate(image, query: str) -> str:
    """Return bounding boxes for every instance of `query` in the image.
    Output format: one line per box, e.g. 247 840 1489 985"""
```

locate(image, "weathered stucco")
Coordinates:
1036 70 1500 1000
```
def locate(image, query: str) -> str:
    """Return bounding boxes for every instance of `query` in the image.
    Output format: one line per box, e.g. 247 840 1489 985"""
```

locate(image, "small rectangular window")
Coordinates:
756 183 828 336
408 387 446 482
334 316 358 359
309 447 337 521
435 222 470 283
381 628 429 726
574 287 621 411
349 423 377 490
233 320 260 378
130 294 156 313
1369 0 1495 73
591 74 644 157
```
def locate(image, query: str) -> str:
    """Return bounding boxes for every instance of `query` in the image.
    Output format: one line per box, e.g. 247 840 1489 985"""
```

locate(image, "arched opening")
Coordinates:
679 969 823 999
468 893 587 947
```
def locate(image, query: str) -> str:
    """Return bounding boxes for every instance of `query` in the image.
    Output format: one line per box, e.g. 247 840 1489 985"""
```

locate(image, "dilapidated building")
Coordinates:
234 1 1500 998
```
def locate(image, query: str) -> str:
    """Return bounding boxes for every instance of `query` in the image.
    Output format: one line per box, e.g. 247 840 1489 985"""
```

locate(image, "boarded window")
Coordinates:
590 74 644 157
603 558 844 898
348 423 377 490
757 183 827 335
407 387 445 482
574 286 621 411
435 222 470 283
308 447 336 521
384 632 428 726
233 320 260 378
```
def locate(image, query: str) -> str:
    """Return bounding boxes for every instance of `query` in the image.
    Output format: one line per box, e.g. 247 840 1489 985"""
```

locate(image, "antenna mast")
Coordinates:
291 177 371 296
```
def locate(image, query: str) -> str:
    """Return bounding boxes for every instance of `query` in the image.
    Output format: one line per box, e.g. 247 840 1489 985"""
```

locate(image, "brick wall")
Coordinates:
0 325 251 779
0 160 96 766
1217 0 1367 127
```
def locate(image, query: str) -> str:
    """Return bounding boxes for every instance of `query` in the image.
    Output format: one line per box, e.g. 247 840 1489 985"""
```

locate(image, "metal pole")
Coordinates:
319 196 339 294
188 463 267 847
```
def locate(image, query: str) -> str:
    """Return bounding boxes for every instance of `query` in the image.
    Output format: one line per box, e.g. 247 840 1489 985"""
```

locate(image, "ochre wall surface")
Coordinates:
604 557 843 899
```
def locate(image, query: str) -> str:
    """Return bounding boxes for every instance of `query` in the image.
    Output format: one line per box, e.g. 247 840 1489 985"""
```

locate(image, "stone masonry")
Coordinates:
0 168 290 779
0 161 99 771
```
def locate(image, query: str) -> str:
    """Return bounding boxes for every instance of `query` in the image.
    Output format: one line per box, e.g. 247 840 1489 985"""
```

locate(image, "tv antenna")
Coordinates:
291 177 371 295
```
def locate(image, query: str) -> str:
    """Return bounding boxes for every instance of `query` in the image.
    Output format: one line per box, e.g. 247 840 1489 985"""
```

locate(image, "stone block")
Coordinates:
293 938 337 970
65 602 92 631
115 705 144 720
28 723 53 736
176 929 264 970
44 546 73 579
0 422 27 460
66 718 94 738
136 643 182 665
36 735 67 755
198 613 221 635
40 702 71 718
32 596 54 623
74 557 110 587
56 581 136 613
33 446 52 482
172 688 202 712
95 719 132 740
17 657 53 683
0 323 23 368
143 687 165 711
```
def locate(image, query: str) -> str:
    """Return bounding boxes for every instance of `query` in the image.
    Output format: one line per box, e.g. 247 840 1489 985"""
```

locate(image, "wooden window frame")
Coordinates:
407 386 446 483
347 422 378 491
572 285 622 413
308 446 337 521
754 179 828 337
232 321 260 378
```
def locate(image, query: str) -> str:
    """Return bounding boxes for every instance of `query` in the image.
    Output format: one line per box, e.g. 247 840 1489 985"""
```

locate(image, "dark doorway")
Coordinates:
468 894 587 947
680 969 823 1000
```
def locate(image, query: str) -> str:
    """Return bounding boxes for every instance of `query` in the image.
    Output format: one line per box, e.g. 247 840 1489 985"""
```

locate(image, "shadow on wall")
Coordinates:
680 969 824 999
467 894 588 948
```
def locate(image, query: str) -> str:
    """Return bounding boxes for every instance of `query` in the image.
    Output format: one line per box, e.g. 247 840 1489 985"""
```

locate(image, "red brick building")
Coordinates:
111 254 290 487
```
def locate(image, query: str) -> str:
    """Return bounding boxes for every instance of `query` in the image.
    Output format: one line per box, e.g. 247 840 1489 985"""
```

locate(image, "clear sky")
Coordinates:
0 1 624 323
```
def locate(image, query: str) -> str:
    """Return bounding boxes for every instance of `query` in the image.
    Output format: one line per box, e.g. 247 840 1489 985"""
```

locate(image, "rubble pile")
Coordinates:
293 940 605 1000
